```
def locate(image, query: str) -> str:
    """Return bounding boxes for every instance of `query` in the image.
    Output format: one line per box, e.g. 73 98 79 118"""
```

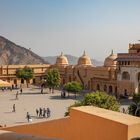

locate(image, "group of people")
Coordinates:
36 107 51 118
26 107 51 123
11 87 51 124
12 104 51 123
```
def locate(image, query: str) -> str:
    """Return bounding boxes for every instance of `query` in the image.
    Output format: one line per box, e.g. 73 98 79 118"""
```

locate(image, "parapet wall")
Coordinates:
3 106 140 140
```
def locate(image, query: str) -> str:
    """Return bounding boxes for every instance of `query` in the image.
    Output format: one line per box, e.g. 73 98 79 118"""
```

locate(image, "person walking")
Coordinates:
122 108 126 113
36 108 39 116
39 108 42 117
20 88 23 94
26 112 32 122
63 91 66 98
15 91 19 100
47 108 51 118
12 104 16 112
43 108 46 117
41 88 43 94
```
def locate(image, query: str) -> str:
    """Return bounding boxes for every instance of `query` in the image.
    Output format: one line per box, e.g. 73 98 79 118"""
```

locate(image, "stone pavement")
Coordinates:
0 87 82 127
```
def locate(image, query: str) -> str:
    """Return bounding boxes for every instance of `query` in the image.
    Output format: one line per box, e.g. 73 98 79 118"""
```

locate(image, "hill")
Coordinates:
43 54 103 66
0 36 48 65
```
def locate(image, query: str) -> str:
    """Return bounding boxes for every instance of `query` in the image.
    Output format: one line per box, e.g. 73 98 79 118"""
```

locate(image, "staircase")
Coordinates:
77 70 84 87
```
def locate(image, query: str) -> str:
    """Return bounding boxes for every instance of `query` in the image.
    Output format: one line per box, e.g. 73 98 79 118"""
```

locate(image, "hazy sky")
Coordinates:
0 0 140 61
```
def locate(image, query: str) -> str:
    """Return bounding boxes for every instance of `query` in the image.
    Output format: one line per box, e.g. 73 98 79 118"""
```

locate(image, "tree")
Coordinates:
64 81 82 98
16 67 34 87
129 93 140 117
46 68 61 93
65 91 120 116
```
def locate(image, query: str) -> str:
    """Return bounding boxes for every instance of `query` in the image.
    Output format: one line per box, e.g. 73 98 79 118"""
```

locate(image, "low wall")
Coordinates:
3 106 140 140
4 118 70 140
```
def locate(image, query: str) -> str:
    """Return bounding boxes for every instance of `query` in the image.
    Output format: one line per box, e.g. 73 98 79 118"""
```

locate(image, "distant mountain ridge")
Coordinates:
43 54 103 66
0 35 103 66
0 36 48 65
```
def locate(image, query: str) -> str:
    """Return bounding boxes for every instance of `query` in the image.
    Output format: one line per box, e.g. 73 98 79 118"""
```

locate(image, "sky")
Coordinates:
0 0 140 61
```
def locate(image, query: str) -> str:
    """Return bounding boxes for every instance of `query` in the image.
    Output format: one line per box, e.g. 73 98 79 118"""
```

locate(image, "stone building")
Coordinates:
48 44 140 96
1 43 140 95
0 64 50 87
116 43 140 95
48 50 118 96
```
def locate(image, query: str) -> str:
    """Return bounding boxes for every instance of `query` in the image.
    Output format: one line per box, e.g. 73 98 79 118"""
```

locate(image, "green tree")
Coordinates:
65 91 120 116
64 81 82 98
46 69 61 93
16 67 34 87
129 93 140 117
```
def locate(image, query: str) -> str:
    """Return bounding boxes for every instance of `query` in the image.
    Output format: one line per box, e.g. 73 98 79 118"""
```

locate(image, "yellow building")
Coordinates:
1 43 140 96
49 50 118 96
49 44 140 96
0 64 50 87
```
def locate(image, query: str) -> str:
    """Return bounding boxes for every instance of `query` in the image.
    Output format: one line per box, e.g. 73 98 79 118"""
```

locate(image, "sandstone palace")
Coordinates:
1 43 140 97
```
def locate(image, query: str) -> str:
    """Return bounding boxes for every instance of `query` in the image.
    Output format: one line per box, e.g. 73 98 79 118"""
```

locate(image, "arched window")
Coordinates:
124 89 128 96
109 85 113 94
14 79 17 84
96 84 100 91
21 79 24 84
33 78 36 84
63 79 65 84
104 85 107 92
69 76 71 82
138 73 140 81
122 72 130 80
115 86 117 93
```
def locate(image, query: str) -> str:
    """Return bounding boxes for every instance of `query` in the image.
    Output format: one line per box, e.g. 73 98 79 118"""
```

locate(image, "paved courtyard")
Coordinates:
0 87 132 128
0 87 82 127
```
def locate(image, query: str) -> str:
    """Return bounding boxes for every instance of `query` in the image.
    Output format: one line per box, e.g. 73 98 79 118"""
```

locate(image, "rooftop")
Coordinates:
73 106 140 125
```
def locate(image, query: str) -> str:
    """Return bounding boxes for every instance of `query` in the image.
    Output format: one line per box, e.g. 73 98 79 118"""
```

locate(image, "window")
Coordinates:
122 72 130 80
104 85 107 92
125 61 127 65
21 79 24 84
96 84 100 91
109 85 113 93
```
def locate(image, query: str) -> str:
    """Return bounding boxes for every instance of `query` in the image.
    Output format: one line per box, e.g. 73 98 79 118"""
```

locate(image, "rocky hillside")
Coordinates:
0 36 48 65
43 54 103 66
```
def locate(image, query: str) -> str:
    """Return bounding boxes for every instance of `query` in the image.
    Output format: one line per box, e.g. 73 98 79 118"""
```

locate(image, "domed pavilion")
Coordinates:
77 51 92 66
104 50 117 67
55 52 69 66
